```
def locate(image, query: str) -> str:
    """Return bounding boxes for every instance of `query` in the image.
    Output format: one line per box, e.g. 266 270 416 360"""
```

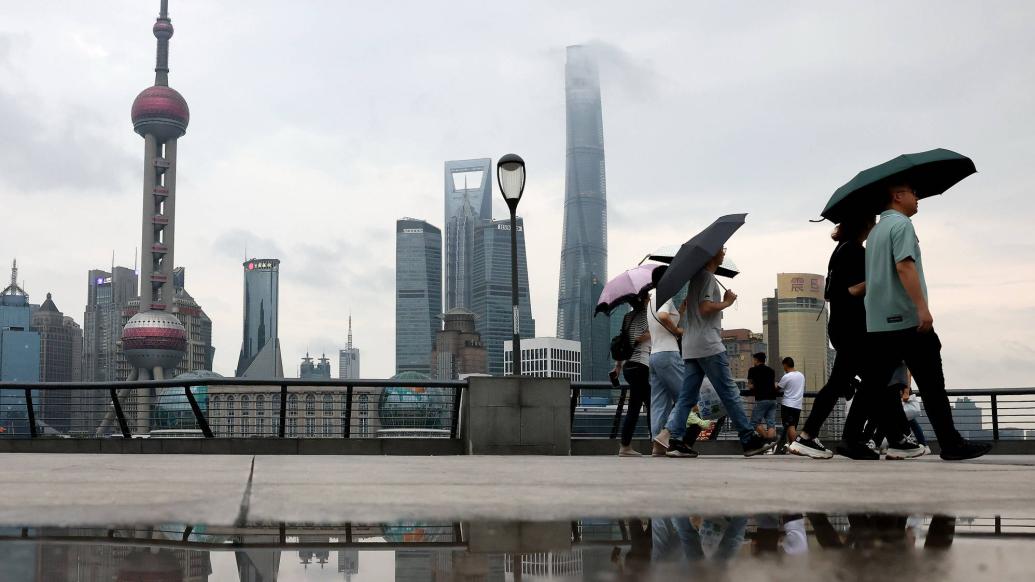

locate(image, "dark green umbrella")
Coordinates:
820 148 976 223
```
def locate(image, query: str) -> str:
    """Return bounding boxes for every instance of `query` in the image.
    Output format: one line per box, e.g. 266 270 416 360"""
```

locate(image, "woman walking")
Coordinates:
614 291 652 456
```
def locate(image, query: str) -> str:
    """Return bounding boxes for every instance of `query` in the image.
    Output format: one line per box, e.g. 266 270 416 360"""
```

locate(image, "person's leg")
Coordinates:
801 331 856 438
909 418 928 446
649 353 679 441
764 401 778 439
698 352 755 444
783 406 800 444
903 330 963 447
620 364 649 448
862 332 911 443
665 359 703 441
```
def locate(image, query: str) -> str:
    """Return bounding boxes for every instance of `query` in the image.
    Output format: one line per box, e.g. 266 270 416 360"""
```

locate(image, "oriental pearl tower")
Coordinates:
121 0 189 424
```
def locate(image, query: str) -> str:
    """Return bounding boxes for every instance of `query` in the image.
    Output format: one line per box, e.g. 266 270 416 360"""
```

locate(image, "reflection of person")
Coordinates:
614 292 652 457
862 183 991 460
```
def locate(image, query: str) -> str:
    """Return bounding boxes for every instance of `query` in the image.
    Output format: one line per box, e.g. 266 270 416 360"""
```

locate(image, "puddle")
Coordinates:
0 514 1031 581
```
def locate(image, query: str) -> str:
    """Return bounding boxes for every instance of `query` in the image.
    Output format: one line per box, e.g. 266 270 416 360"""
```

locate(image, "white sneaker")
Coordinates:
923 445 932 456
886 436 925 460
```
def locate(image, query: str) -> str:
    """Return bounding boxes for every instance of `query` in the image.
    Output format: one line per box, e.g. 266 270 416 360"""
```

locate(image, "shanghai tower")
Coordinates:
557 45 609 381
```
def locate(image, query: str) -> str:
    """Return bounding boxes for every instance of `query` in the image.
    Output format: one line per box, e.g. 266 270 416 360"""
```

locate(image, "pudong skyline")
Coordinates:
1 3 1032 387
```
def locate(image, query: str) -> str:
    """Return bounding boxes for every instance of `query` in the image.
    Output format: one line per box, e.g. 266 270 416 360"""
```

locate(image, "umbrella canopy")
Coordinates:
595 263 663 316
641 244 740 278
821 148 976 223
655 214 747 307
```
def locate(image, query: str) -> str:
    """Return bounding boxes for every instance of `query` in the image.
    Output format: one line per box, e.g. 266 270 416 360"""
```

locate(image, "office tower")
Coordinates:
444 158 493 312
395 218 442 376
236 258 284 378
0 260 40 435
720 329 766 384
300 353 331 379
339 315 360 379
471 217 535 375
431 309 487 380
84 266 138 383
761 273 830 390
504 337 581 380
557 45 609 381
32 293 83 432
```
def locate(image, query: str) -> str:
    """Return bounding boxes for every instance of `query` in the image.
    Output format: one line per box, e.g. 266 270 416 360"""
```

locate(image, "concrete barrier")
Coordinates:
463 376 570 455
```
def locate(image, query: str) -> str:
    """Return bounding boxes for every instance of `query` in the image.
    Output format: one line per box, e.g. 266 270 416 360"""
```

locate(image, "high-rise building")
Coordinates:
300 353 331 379
504 337 582 380
557 45 609 382
339 315 360 380
395 218 442 376
444 158 492 312
236 258 284 378
84 266 138 383
1 260 40 435
471 217 535 375
761 273 830 391
720 328 766 385
32 293 83 432
430 309 487 380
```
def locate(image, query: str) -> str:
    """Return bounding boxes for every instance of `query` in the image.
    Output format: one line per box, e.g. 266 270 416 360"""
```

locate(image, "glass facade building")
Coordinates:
557 45 610 382
395 219 442 376
471 218 535 375
236 258 280 377
444 158 492 312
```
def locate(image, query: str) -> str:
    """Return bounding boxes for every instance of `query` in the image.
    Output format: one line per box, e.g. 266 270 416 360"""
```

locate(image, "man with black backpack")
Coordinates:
610 291 652 457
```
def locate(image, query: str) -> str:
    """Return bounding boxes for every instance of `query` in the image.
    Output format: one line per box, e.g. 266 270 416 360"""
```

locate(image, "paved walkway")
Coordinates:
3 454 1034 526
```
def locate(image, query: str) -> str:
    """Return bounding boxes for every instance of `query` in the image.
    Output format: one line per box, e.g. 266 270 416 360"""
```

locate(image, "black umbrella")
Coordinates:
820 148 976 223
654 214 747 307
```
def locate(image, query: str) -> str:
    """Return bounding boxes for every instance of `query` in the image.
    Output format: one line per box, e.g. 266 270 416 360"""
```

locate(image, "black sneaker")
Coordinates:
789 436 834 459
742 435 775 457
886 437 925 460
939 440 992 461
665 438 699 458
836 441 880 460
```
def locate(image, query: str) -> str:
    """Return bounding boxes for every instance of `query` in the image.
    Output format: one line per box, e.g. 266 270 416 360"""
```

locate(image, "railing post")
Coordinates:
343 385 353 439
450 384 463 439
610 387 627 439
991 394 1000 441
110 388 131 438
183 383 213 438
278 384 288 438
23 388 38 438
569 386 580 427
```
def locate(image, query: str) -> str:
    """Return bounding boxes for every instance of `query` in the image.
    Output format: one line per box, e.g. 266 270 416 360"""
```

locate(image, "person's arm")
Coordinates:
700 289 737 316
636 330 651 343
656 310 683 336
848 282 866 297
896 259 932 332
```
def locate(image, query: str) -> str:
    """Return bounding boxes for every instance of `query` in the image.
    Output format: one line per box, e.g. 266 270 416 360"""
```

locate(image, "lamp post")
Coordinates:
497 154 526 376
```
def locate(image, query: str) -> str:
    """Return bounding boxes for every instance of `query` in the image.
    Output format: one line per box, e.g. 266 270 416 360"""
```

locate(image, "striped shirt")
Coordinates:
625 309 651 366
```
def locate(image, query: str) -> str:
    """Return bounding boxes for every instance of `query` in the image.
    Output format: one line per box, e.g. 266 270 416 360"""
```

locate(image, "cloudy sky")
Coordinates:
2 1 1033 388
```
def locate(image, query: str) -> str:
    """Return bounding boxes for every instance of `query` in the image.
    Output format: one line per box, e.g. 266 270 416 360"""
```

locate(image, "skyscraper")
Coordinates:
396 218 442 376
557 45 609 381
236 258 284 378
84 266 138 383
444 158 493 312
430 309 487 380
300 353 331 379
0 260 40 435
339 315 360 379
32 292 83 432
471 217 535 375
761 273 830 390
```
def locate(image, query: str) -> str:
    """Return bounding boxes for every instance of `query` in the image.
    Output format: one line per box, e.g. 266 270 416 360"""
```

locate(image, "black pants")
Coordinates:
621 362 651 447
863 329 962 447
802 328 864 438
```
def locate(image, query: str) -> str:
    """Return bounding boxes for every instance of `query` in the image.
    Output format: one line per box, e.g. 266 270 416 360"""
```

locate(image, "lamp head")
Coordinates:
497 153 526 209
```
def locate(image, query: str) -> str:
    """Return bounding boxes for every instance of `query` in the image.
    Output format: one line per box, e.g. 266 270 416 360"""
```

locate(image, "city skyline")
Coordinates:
2 2 1033 386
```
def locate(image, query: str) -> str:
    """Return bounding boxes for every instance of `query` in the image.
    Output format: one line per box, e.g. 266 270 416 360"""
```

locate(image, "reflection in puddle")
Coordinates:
0 515 1031 581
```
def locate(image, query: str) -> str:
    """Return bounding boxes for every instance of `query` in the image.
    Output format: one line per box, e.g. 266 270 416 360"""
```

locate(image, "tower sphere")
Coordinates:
122 310 187 371
153 20 174 39
131 85 189 140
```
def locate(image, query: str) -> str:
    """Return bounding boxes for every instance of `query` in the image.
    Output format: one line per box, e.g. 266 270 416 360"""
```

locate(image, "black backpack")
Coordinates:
609 311 635 362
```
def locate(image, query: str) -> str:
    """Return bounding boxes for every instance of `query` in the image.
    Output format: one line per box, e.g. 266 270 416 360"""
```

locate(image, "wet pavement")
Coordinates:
0 514 1031 581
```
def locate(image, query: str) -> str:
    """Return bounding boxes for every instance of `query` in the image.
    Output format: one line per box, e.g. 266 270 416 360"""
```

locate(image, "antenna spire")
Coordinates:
153 0 174 86
347 313 353 349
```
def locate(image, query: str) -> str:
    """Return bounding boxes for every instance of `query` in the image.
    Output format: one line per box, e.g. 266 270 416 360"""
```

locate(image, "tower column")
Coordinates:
161 138 177 308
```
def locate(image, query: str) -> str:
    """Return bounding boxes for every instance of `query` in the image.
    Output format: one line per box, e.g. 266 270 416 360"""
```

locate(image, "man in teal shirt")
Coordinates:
863 183 991 461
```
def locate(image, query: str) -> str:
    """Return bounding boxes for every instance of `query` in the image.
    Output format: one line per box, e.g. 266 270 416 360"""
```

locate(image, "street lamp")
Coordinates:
497 153 525 376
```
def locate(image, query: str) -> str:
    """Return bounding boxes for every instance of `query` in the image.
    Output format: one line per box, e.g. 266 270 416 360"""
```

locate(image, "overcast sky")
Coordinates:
2 1 1033 388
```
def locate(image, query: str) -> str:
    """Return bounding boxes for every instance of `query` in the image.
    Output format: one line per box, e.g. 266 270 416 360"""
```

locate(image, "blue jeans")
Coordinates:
670 352 755 444
750 399 778 429
649 351 685 440
651 517 704 562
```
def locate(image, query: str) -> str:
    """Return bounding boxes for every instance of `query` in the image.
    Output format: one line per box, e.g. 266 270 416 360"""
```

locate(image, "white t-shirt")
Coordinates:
778 370 805 409
648 296 680 354
681 270 725 359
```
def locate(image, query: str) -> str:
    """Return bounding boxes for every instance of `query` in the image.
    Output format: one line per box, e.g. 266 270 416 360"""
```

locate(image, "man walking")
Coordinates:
659 247 773 456
747 353 778 442
775 357 804 454
861 183 990 460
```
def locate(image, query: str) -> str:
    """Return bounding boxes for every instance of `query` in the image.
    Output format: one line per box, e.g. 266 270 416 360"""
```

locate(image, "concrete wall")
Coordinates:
464 376 570 455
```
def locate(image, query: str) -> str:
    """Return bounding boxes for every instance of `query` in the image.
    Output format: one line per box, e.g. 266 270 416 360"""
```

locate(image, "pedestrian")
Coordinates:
775 357 804 454
612 291 652 457
790 216 879 459
747 352 778 442
655 246 773 457
861 182 990 460
647 270 692 458
860 365 931 455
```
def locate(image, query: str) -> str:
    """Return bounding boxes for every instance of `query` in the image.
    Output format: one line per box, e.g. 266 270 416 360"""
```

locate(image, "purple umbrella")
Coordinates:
595 264 664 316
